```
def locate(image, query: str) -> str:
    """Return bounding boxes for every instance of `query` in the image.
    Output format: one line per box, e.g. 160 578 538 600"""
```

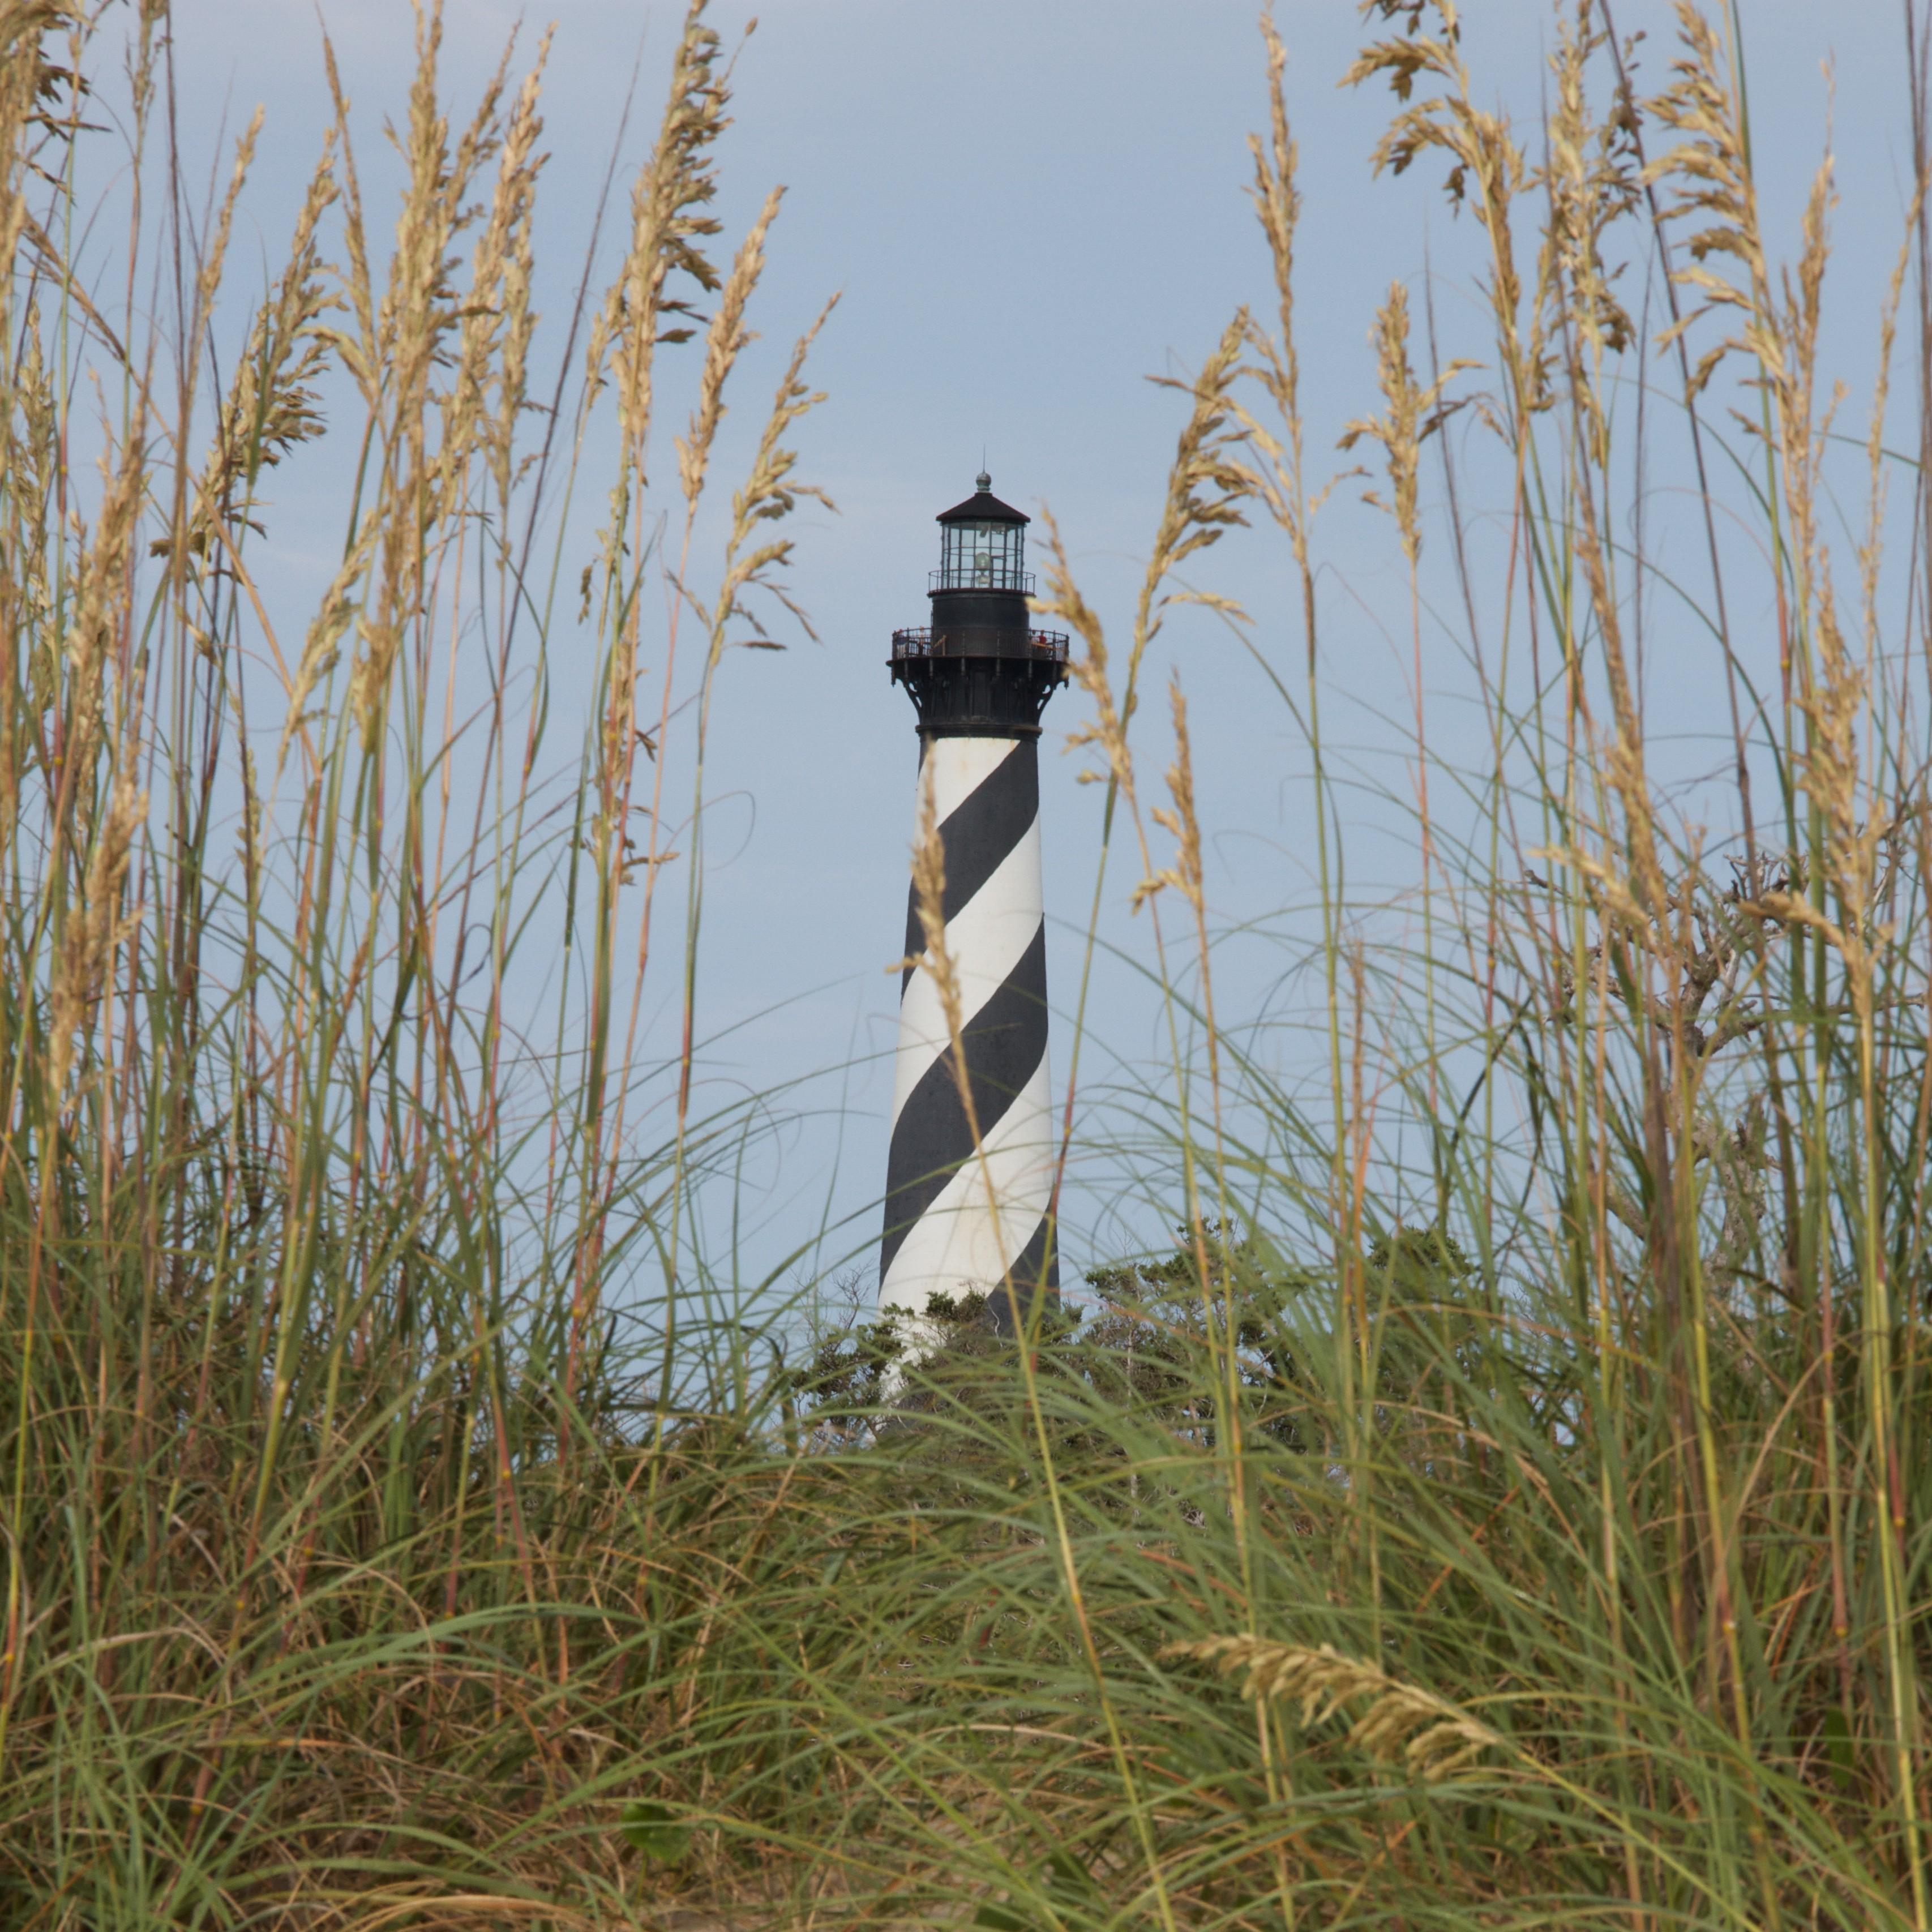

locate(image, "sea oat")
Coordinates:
337 3 513 752
1345 0 1533 422
1136 678 1204 919
592 0 727 457
1338 281 1472 567
1039 312 1251 796
450 35 550 500
57 419 145 822
898 760 974 1133
1164 1634 1500 1782
677 185 782 511
1644 3 1771 402
46 771 144 1102
173 139 339 584
1539 2 1642 466
1541 2 1640 354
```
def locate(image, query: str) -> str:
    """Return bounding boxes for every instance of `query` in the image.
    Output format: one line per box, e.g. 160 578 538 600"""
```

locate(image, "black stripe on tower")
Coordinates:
899 740 1038 993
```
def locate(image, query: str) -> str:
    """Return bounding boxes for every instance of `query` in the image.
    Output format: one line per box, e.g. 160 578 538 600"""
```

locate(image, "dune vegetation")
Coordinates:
2 0 1930 1925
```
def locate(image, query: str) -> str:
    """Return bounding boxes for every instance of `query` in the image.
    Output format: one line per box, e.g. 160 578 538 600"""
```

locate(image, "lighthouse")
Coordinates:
880 474 1070 1336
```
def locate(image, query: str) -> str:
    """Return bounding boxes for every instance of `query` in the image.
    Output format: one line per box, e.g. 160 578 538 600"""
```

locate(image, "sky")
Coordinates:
144 0 1930 1308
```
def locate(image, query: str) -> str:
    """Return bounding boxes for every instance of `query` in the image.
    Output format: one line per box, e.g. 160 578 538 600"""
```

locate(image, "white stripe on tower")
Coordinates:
880 734 1055 1330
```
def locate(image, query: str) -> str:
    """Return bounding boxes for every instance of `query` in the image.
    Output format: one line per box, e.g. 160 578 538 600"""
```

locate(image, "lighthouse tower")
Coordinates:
880 474 1070 1335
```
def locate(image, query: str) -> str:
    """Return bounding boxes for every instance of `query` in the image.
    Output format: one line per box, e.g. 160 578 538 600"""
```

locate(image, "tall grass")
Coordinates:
3 1 1930 1927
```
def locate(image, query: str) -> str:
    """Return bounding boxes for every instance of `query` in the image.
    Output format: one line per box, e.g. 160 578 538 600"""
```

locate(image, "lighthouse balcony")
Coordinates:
890 626 1069 665
889 627 1070 736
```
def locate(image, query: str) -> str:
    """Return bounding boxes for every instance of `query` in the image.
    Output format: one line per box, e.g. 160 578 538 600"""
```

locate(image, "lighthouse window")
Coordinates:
939 520 1025 591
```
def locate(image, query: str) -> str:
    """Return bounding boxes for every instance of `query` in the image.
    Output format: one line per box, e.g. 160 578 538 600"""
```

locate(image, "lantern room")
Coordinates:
889 472 1068 738
932 472 1031 593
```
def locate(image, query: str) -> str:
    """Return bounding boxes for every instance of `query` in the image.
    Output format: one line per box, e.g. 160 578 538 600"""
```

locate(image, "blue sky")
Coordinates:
152 1 1928 1304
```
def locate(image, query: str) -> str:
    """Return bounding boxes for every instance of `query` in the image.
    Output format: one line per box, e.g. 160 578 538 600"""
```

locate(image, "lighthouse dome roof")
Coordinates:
936 473 1028 525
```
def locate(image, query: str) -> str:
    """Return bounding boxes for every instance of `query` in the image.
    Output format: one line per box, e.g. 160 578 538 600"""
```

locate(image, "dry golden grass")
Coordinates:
2 1 1931 1927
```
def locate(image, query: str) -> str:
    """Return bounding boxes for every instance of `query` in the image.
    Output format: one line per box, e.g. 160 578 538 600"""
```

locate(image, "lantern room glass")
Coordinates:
937 518 1028 592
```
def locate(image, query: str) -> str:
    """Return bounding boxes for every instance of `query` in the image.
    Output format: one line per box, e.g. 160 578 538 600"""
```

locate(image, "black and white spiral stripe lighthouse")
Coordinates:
880 475 1070 1335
